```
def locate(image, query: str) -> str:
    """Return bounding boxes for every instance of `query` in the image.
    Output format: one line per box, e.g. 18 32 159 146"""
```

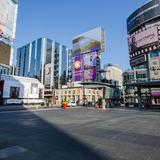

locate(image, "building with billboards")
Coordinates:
16 38 71 90
72 27 105 82
126 0 160 106
0 0 18 67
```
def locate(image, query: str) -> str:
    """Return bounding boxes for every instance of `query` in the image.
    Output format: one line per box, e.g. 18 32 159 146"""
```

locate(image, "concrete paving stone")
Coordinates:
0 146 27 159
0 108 160 160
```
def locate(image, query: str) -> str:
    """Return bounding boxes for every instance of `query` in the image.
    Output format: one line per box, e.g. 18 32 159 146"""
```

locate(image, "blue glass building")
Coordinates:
16 38 71 89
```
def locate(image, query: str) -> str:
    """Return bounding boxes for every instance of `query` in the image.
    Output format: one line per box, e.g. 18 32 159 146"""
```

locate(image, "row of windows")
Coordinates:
127 0 160 33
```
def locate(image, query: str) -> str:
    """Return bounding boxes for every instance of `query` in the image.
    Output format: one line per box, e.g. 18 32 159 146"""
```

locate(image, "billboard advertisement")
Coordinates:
148 51 160 96
72 52 98 82
45 63 51 86
128 26 159 53
72 27 105 55
0 0 18 39
0 42 11 65
83 51 97 69
72 55 84 81
148 51 160 81
84 67 96 81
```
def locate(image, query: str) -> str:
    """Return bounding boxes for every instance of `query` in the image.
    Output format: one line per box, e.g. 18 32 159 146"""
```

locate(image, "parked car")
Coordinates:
68 101 76 107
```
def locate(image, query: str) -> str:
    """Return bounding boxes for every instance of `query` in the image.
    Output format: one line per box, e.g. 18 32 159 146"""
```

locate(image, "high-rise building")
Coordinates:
16 38 70 89
126 0 160 105
103 64 123 88
0 0 18 66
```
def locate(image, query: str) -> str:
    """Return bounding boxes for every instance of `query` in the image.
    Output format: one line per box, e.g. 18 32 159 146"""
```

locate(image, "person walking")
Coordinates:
102 99 106 110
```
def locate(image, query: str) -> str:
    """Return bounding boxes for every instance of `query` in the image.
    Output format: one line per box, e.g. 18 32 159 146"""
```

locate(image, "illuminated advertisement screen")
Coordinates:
148 51 160 97
72 27 105 55
72 52 97 82
0 0 18 39
148 51 160 81
84 67 96 81
72 54 84 81
128 26 159 53
0 42 11 65
44 63 51 86
83 51 97 69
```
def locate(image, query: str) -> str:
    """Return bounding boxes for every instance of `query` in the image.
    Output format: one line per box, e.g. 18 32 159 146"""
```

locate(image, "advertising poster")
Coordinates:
84 67 96 81
72 54 84 81
31 83 38 94
72 27 105 55
83 51 97 69
45 63 51 85
148 51 160 96
0 0 18 39
128 26 159 53
149 51 160 81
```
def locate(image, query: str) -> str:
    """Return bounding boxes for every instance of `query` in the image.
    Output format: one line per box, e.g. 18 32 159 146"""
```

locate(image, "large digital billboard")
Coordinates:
148 51 160 97
0 0 18 39
128 26 159 53
0 42 11 65
72 52 97 82
148 51 160 81
72 54 84 81
72 27 105 55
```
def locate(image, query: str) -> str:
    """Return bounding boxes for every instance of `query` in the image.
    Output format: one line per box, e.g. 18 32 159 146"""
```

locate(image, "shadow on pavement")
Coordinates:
0 106 109 160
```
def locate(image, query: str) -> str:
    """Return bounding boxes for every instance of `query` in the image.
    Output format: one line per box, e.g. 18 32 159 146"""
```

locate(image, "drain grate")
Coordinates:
0 145 27 159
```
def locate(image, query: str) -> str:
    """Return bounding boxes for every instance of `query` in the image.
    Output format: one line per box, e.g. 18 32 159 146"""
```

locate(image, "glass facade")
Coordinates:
44 39 52 87
127 0 160 33
61 45 67 85
16 38 70 89
54 42 60 89
30 41 36 78
35 38 42 80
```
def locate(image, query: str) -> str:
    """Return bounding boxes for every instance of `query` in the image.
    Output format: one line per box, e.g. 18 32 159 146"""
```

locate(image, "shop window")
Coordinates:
10 87 20 98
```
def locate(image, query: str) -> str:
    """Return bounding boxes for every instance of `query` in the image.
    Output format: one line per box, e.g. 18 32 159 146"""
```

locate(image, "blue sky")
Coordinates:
14 0 146 70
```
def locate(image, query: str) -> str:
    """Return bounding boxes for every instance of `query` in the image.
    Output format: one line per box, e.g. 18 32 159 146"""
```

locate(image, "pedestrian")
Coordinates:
102 99 106 110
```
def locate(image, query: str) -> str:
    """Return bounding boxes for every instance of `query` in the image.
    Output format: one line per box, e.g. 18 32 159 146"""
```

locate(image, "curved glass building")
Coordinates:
126 0 160 105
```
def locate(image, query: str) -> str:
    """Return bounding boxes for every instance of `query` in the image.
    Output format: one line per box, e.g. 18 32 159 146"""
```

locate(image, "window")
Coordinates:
10 87 20 98
150 51 159 58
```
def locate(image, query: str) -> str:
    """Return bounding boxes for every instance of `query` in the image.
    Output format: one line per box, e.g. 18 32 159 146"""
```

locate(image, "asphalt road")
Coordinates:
0 107 160 160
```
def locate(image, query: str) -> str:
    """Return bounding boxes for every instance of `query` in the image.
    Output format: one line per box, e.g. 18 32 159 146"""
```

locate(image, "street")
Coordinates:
0 107 160 160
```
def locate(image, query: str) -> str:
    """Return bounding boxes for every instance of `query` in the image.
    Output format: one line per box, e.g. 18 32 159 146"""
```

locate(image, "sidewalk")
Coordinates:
0 105 61 112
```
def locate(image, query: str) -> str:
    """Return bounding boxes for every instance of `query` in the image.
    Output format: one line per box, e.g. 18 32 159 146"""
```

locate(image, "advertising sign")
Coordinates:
31 83 38 94
128 26 159 53
148 51 160 96
72 52 98 82
83 51 97 69
130 54 146 67
84 67 96 81
148 51 160 81
72 27 105 55
0 42 11 65
45 63 51 85
0 0 18 39
72 55 84 81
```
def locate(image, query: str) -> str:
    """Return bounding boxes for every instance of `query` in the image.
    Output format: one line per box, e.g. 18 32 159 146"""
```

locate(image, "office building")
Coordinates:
126 0 160 106
16 38 70 89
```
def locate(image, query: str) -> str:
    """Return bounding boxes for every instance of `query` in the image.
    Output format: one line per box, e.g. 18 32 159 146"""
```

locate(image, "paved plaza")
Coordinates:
0 107 160 160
